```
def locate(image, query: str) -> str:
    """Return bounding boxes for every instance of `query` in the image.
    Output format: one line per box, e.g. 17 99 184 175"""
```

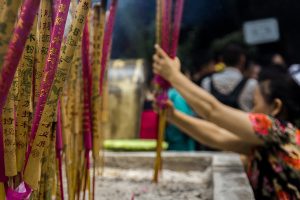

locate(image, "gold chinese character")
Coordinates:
11 34 20 44
49 48 57 56
52 36 61 44
55 17 63 25
16 19 24 29
58 4 66 13
42 72 49 82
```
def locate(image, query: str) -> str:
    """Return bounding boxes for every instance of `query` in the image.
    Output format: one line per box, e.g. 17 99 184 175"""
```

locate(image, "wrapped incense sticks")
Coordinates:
24 0 91 190
0 0 40 110
27 0 71 161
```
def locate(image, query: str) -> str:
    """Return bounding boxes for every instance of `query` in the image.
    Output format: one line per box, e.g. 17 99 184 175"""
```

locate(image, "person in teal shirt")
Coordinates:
165 88 197 151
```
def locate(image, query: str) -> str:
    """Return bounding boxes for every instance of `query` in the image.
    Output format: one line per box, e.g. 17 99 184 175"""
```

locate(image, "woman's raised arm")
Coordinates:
153 45 262 145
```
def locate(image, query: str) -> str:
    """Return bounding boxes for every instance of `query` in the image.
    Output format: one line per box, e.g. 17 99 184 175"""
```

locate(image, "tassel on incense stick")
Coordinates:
24 0 91 190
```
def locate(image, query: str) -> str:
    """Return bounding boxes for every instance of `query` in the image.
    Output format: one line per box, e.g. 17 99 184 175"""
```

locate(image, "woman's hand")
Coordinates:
153 100 175 120
152 44 181 82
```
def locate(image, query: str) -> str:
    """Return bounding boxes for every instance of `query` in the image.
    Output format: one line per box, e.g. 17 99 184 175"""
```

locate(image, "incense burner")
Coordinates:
94 152 255 200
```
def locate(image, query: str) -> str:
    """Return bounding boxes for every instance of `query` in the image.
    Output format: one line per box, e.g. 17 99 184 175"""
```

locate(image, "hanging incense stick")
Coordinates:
56 101 64 200
99 0 118 96
170 0 184 58
82 21 93 157
92 2 106 178
156 0 162 46
82 19 93 199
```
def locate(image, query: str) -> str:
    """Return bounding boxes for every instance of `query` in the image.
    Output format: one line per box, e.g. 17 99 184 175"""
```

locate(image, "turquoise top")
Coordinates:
165 89 197 151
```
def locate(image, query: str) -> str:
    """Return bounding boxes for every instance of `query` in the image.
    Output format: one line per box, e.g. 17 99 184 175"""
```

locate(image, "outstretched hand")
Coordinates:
153 100 175 120
152 44 181 82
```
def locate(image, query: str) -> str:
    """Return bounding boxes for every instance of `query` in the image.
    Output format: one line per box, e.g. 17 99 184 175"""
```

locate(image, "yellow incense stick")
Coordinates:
34 0 52 107
156 0 162 46
92 4 106 170
0 0 6 12
0 183 5 200
15 17 37 172
44 129 56 199
0 0 21 68
153 109 167 183
2 83 17 177
153 0 165 183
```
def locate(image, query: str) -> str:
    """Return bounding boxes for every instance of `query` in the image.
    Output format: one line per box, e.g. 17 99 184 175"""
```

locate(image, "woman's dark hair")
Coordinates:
222 44 245 67
258 65 300 127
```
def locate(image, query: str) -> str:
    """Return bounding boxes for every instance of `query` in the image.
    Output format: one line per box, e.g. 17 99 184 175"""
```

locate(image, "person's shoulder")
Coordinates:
201 76 212 88
245 78 258 90
246 78 258 85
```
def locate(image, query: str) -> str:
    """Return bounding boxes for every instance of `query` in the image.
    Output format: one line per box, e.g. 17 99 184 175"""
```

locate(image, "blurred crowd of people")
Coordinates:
164 44 294 151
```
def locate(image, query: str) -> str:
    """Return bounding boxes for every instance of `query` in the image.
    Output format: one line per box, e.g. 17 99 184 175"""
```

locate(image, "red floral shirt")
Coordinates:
248 114 300 200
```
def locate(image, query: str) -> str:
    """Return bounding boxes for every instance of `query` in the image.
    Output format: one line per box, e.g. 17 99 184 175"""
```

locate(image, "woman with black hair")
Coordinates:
153 45 300 199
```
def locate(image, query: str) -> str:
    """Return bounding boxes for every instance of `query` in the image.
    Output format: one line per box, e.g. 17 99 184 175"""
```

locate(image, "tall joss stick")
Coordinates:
99 0 118 96
153 0 184 183
34 0 52 108
82 20 93 200
91 3 106 197
153 0 171 183
56 101 64 200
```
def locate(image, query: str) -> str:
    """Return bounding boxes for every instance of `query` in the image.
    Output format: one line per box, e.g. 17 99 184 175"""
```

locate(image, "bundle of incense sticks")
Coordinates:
153 0 185 183
0 0 120 199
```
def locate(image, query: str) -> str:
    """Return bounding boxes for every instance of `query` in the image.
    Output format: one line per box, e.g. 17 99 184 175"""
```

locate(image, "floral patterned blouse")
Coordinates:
248 113 300 200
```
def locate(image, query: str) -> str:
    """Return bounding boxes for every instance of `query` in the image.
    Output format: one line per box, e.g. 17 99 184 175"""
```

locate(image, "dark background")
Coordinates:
98 0 300 79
